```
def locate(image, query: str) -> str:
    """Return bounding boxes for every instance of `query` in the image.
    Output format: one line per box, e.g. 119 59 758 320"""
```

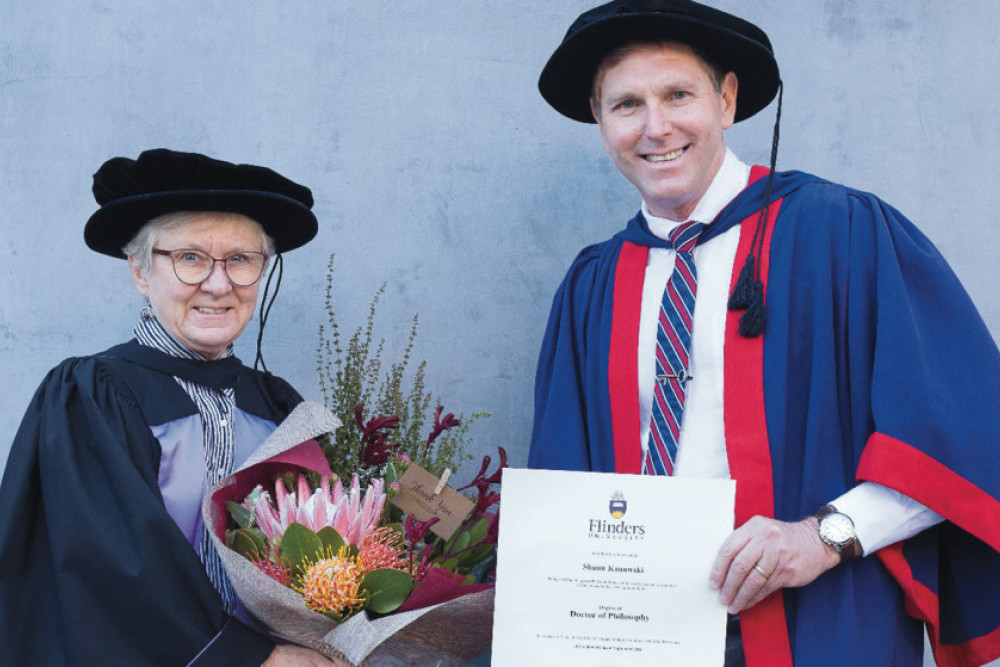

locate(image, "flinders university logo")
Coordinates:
589 491 645 540
609 490 627 519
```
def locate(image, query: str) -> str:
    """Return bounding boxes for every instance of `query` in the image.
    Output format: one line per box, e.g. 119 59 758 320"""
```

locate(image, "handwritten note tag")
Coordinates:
390 464 474 540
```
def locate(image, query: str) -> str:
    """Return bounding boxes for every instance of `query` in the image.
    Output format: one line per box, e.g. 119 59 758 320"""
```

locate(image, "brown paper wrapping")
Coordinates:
201 401 494 665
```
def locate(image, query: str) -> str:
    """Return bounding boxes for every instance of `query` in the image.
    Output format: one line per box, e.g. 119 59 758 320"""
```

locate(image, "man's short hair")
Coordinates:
590 40 727 111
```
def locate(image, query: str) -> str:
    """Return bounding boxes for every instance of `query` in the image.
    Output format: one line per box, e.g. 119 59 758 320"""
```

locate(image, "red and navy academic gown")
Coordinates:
528 168 1000 667
0 341 302 666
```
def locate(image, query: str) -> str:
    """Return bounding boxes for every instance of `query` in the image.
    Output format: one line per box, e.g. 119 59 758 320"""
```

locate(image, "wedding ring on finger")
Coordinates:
753 564 772 579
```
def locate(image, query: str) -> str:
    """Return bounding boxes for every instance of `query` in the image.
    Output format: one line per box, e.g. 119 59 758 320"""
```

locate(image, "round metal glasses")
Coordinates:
151 248 269 286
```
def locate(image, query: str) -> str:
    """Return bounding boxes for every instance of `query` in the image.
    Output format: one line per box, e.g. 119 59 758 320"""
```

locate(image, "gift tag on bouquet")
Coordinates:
390 465 474 540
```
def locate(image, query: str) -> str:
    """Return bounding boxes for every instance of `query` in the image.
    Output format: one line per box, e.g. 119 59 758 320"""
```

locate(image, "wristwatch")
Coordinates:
814 505 862 562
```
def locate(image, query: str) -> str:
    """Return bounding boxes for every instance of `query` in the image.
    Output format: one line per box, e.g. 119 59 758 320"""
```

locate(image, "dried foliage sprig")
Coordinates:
317 255 487 480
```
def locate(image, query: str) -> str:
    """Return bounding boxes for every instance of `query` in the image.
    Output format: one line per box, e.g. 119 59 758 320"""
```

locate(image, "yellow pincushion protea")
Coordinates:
357 526 409 574
294 547 366 618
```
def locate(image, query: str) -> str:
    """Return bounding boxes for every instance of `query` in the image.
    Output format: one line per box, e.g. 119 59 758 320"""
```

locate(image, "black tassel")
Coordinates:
254 253 285 414
728 81 783 338
254 253 284 375
727 254 757 311
737 279 766 338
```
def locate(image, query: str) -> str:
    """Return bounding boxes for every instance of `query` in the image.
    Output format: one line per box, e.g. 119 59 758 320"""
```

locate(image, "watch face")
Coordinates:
819 512 855 546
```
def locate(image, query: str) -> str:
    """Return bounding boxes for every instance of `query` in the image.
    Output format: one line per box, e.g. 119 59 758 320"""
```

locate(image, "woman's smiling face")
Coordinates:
129 212 267 359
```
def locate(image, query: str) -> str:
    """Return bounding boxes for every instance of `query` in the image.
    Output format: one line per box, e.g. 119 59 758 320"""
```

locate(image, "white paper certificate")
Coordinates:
492 468 735 666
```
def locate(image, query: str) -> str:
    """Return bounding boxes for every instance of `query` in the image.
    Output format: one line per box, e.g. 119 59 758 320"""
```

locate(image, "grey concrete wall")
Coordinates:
2 3 998 664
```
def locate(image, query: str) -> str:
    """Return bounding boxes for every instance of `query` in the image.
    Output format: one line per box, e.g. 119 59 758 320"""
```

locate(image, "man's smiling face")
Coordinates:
591 42 737 221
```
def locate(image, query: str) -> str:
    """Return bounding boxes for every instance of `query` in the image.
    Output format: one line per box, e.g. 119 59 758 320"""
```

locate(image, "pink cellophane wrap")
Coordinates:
201 401 494 665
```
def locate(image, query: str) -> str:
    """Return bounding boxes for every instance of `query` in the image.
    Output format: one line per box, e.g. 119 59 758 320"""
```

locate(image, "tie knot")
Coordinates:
669 221 705 252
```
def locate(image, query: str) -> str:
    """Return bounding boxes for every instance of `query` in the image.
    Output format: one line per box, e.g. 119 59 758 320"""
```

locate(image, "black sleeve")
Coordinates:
0 358 275 666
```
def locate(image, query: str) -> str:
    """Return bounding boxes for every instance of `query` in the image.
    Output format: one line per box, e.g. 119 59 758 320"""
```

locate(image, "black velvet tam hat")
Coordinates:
539 0 780 124
84 148 318 258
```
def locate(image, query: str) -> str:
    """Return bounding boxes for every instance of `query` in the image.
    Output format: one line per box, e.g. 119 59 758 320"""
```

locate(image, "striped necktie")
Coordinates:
643 220 705 476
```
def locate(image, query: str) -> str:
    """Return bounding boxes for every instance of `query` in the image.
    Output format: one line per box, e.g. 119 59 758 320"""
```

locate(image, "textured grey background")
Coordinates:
1 3 998 664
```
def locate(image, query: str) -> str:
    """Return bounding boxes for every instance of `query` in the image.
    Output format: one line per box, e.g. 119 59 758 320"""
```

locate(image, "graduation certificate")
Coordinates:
491 468 735 666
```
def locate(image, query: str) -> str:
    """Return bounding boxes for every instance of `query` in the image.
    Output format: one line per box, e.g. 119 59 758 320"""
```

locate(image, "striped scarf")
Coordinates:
134 308 238 614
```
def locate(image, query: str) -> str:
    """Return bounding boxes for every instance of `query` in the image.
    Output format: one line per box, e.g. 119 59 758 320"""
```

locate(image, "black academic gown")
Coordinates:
0 340 302 666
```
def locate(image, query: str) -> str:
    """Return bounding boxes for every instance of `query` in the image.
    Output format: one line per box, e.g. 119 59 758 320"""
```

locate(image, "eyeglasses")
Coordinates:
151 248 269 286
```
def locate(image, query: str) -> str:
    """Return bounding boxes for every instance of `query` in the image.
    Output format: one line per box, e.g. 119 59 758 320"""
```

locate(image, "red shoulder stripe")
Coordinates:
609 241 647 474
724 166 794 667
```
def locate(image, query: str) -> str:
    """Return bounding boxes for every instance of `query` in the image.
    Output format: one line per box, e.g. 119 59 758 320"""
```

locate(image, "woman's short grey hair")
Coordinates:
123 211 276 276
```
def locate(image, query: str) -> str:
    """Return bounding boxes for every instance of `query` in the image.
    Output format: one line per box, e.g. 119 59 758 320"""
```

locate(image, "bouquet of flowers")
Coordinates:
201 401 503 665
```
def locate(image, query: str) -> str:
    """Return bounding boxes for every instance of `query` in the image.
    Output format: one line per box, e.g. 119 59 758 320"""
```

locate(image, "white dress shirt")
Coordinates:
635 148 943 554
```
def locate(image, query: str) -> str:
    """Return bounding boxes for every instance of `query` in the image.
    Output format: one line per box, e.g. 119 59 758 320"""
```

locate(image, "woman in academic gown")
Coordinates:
0 149 342 666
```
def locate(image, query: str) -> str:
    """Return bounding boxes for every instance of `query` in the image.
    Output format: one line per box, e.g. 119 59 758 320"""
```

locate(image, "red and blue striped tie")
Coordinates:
644 220 705 476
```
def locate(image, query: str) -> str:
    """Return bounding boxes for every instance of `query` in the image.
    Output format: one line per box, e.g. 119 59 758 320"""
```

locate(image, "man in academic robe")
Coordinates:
528 2 1000 665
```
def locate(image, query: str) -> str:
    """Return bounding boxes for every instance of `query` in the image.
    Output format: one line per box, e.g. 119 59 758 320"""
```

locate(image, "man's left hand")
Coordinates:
708 515 840 614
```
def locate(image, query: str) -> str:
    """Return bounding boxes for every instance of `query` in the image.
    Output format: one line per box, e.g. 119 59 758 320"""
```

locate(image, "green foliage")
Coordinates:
225 501 255 530
317 254 487 480
360 569 412 615
227 528 268 559
422 516 498 577
317 526 346 555
281 523 324 583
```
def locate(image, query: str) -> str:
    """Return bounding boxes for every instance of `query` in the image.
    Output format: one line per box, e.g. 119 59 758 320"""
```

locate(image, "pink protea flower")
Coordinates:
248 473 387 546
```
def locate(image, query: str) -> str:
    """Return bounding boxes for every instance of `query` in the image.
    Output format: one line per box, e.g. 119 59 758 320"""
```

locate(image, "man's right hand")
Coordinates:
708 514 841 614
